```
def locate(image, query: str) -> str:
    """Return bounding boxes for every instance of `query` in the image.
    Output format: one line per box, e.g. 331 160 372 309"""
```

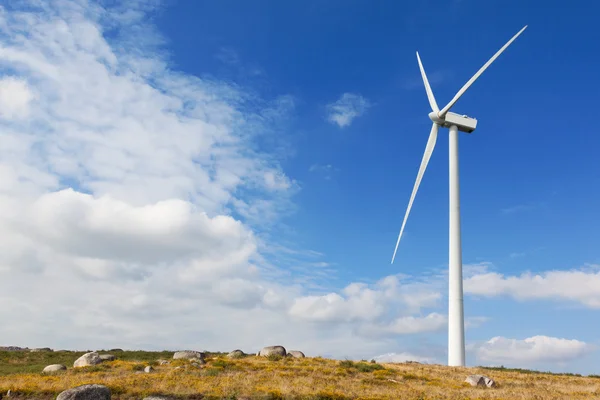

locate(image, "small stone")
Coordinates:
56 384 111 400
43 364 67 373
143 397 174 400
465 374 496 387
74 352 103 368
144 366 154 373
258 345 286 357
173 350 204 360
287 350 305 358
30 347 53 352
157 359 170 365
227 349 245 359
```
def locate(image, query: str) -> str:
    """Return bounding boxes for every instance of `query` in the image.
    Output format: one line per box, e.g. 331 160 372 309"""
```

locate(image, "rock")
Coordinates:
157 359 170 365
143 397 174 400
74 352 103 368
43 364 67 373
173 350 204 360
99 354 116 361
0 346 27 351
144 366 154 373
31 347 53 352
483 376 496 388
465 374 496 388
258 345 286 357
227 350 245 359
287 350 305 358
56 384 111 400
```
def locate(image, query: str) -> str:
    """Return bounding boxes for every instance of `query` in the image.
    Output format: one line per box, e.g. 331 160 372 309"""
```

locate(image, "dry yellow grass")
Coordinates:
0 353 599 400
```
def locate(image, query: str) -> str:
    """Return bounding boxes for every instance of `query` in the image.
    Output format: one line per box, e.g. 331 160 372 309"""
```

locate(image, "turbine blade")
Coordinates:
438 25 527 117
391 122 439 264
416 52 439 113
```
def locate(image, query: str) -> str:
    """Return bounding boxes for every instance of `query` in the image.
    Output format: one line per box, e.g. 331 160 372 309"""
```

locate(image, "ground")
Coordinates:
0 350 599 399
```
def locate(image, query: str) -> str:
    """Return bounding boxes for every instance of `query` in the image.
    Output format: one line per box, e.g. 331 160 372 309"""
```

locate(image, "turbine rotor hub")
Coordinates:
428 111 444 124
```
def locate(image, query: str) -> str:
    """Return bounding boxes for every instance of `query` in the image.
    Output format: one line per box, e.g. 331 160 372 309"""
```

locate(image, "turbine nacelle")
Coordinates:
429 111 478 134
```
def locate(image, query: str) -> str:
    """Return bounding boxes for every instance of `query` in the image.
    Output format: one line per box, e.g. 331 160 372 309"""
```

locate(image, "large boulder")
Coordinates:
287 350 305 358
258 345 286 357
173 350 204 361
227 350 245 359
56 384 111 400
43 364 67 373
465 374 496 388
74 352 103 368
99 354 116 361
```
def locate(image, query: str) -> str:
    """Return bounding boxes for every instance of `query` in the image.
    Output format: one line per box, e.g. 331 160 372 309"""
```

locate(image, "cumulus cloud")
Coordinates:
473 336 595 366
464 264 600 308
326 93 370 128
0 0 447 359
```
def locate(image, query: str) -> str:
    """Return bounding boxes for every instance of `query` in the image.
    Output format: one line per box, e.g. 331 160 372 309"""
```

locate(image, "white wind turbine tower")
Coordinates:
390 25 528 367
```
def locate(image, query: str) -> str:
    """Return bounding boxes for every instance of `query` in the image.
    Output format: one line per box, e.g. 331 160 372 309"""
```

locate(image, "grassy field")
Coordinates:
0 350 599 399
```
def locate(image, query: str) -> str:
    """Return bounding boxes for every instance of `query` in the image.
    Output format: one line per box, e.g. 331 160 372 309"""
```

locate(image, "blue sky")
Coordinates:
0 0 599 375
155 0 599 275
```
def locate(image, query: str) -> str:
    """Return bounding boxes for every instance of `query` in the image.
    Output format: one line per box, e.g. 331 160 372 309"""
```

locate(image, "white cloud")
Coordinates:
0 76 35 119
465 316 489 329
474 336 595 365
464 264 600 308
326 93 370 128
372 352 438 364
309 163 337 180
0 0 446 360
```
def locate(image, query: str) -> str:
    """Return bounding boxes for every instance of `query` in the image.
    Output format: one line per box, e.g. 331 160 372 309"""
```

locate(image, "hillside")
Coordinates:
0 350 599 399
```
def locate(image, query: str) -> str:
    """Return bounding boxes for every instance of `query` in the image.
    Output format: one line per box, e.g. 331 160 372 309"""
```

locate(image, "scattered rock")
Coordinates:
173 350 204 360
259 345 286 357
190 360 205 368
56 384 111 400
287 350 305 358
99 354 116 361
144 366 154 373
0 346 27 351
74 352 103 368
157 359 170 365
30 347 53 352
465 374 496 388
227 350 245 359
43 364 67 373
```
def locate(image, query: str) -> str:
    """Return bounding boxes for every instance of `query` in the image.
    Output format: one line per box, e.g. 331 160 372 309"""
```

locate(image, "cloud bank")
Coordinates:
0 0 443 360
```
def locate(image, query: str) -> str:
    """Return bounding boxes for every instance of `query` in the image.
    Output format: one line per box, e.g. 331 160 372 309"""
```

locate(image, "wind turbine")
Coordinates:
390 25 528 367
